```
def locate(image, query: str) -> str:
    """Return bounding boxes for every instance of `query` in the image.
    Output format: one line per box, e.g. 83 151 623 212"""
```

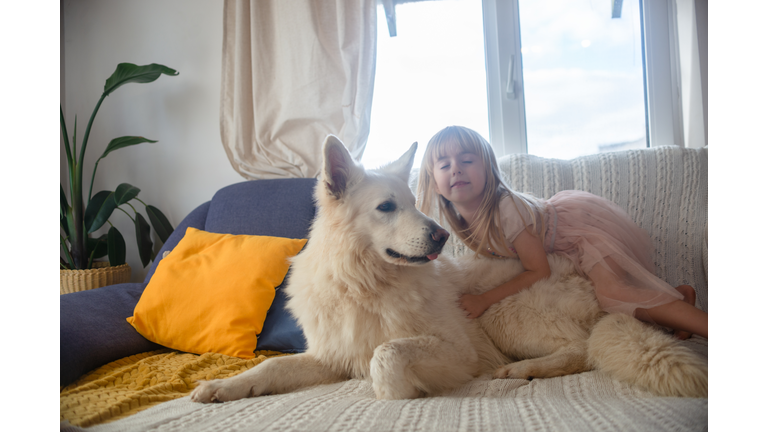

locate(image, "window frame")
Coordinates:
481 0 684 157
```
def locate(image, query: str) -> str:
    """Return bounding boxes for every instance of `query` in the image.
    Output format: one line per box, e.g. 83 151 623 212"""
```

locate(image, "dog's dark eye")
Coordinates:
377 201 396 213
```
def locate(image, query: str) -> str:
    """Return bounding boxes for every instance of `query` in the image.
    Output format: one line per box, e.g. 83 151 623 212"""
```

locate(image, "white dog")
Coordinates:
191 136 706 403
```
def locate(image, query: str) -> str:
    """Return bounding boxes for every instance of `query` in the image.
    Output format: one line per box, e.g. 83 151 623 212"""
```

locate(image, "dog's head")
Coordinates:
317 135 449 266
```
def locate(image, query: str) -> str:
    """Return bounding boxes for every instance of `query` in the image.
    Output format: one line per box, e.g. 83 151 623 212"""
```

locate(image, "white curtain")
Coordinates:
220 0 378 179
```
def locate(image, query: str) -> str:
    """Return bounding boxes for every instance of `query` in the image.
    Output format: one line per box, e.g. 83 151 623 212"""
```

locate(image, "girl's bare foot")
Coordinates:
673 285 696 340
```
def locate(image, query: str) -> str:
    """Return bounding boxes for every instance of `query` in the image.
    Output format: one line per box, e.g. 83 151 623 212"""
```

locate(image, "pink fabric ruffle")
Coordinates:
546 190 683 316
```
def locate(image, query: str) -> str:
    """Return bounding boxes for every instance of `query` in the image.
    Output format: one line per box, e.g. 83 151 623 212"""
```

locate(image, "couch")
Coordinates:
60 145 708 431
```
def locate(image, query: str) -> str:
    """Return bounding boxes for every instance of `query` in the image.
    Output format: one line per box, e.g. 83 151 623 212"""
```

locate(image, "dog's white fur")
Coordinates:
464 255 707 397
191 136 706 403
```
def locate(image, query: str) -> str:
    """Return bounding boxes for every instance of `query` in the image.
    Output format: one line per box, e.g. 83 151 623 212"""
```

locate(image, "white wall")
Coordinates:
62 0 243 282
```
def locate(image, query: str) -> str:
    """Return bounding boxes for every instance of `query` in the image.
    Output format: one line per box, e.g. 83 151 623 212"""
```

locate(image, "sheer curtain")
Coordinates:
220 0 377 179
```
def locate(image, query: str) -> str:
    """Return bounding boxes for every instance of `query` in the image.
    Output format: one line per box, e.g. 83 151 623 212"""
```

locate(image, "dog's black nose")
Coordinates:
431 227 450 245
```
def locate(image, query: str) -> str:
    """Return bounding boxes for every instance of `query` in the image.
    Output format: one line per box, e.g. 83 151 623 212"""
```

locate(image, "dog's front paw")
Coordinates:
370 343 422 400
190 379 251 404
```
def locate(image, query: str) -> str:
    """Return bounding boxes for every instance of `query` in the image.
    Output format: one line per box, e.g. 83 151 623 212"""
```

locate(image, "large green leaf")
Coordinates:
85 191 117 233
146 205 174 243
107 227 127 266
99 136 158 160
87 234 109 260
114 183 141 206
103 63 179 97
134 213 153 267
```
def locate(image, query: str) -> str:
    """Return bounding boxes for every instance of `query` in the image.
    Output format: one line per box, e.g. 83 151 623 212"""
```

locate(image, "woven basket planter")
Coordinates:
60 262 132 295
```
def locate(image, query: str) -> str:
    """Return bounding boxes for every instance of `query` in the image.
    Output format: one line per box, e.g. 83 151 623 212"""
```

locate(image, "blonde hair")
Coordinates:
416 126 546 258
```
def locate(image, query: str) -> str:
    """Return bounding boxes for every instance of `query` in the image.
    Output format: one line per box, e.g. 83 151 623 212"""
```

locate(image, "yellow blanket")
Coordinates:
60 350 290 428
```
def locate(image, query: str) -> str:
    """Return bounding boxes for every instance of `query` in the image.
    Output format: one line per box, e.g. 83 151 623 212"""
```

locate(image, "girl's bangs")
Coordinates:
429 129 483 166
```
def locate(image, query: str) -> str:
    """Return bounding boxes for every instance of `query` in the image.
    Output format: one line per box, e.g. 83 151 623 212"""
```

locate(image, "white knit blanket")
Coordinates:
72 146 707 432
70 336 706 432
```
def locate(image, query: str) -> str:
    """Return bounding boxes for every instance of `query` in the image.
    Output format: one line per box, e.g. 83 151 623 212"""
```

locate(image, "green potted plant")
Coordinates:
60 62 178 294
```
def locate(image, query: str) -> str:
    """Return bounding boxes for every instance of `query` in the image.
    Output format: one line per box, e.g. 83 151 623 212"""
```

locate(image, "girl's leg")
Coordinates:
670 285 696 339
635 300 708 339
588 261 708 339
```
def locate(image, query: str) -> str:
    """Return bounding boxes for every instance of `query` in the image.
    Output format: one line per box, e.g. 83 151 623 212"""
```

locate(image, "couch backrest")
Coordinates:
204 178 317 238
412 146 708 312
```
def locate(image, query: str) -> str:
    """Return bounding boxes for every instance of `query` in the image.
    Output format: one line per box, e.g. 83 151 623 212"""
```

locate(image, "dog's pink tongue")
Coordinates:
427 253 439 261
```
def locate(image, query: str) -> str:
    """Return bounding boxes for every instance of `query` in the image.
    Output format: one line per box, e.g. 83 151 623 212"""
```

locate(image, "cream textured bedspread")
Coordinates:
61 337 707 432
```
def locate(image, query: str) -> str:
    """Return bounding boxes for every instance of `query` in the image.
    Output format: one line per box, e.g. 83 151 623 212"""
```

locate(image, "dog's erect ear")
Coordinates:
381 142 418 183
322 134 362 199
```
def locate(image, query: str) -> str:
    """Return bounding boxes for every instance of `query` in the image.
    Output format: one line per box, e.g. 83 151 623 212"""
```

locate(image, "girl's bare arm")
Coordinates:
460 229 551 318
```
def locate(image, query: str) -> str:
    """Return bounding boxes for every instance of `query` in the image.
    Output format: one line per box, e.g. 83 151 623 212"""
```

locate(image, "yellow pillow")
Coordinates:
127 227 307 359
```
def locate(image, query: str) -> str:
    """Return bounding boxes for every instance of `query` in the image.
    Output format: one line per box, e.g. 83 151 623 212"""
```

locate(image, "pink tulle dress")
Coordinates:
498 191 683 316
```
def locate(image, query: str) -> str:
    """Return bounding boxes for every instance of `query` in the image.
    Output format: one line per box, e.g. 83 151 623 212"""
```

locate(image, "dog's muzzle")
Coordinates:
385 224 450 264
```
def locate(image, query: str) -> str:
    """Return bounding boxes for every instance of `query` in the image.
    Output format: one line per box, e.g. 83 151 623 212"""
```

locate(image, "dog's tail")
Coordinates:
587 313 707 398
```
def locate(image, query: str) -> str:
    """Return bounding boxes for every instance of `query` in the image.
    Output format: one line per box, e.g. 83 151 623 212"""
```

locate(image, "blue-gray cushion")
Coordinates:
257 276 307 353
60 282 162 387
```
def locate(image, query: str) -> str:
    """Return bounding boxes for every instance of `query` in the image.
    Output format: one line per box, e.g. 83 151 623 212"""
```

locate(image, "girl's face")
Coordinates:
432 143 487 211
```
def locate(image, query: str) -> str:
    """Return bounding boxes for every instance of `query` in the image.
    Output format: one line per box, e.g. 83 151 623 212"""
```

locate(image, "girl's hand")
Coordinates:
459 293 491 319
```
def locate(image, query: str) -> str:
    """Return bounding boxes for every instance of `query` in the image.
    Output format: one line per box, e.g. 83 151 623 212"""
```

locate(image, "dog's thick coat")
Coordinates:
191 137 706 403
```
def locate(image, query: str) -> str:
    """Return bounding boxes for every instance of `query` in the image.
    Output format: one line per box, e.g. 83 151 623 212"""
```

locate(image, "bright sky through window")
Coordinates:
363 0 648 167
519 0 647 158
362 0 489 170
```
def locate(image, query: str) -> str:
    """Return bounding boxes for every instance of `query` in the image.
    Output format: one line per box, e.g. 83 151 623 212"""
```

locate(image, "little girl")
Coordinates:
416 126 707 339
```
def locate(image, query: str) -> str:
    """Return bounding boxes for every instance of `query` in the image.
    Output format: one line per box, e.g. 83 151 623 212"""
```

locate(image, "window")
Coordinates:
363 0 489 170
364 0 683 166
516 0 647 158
